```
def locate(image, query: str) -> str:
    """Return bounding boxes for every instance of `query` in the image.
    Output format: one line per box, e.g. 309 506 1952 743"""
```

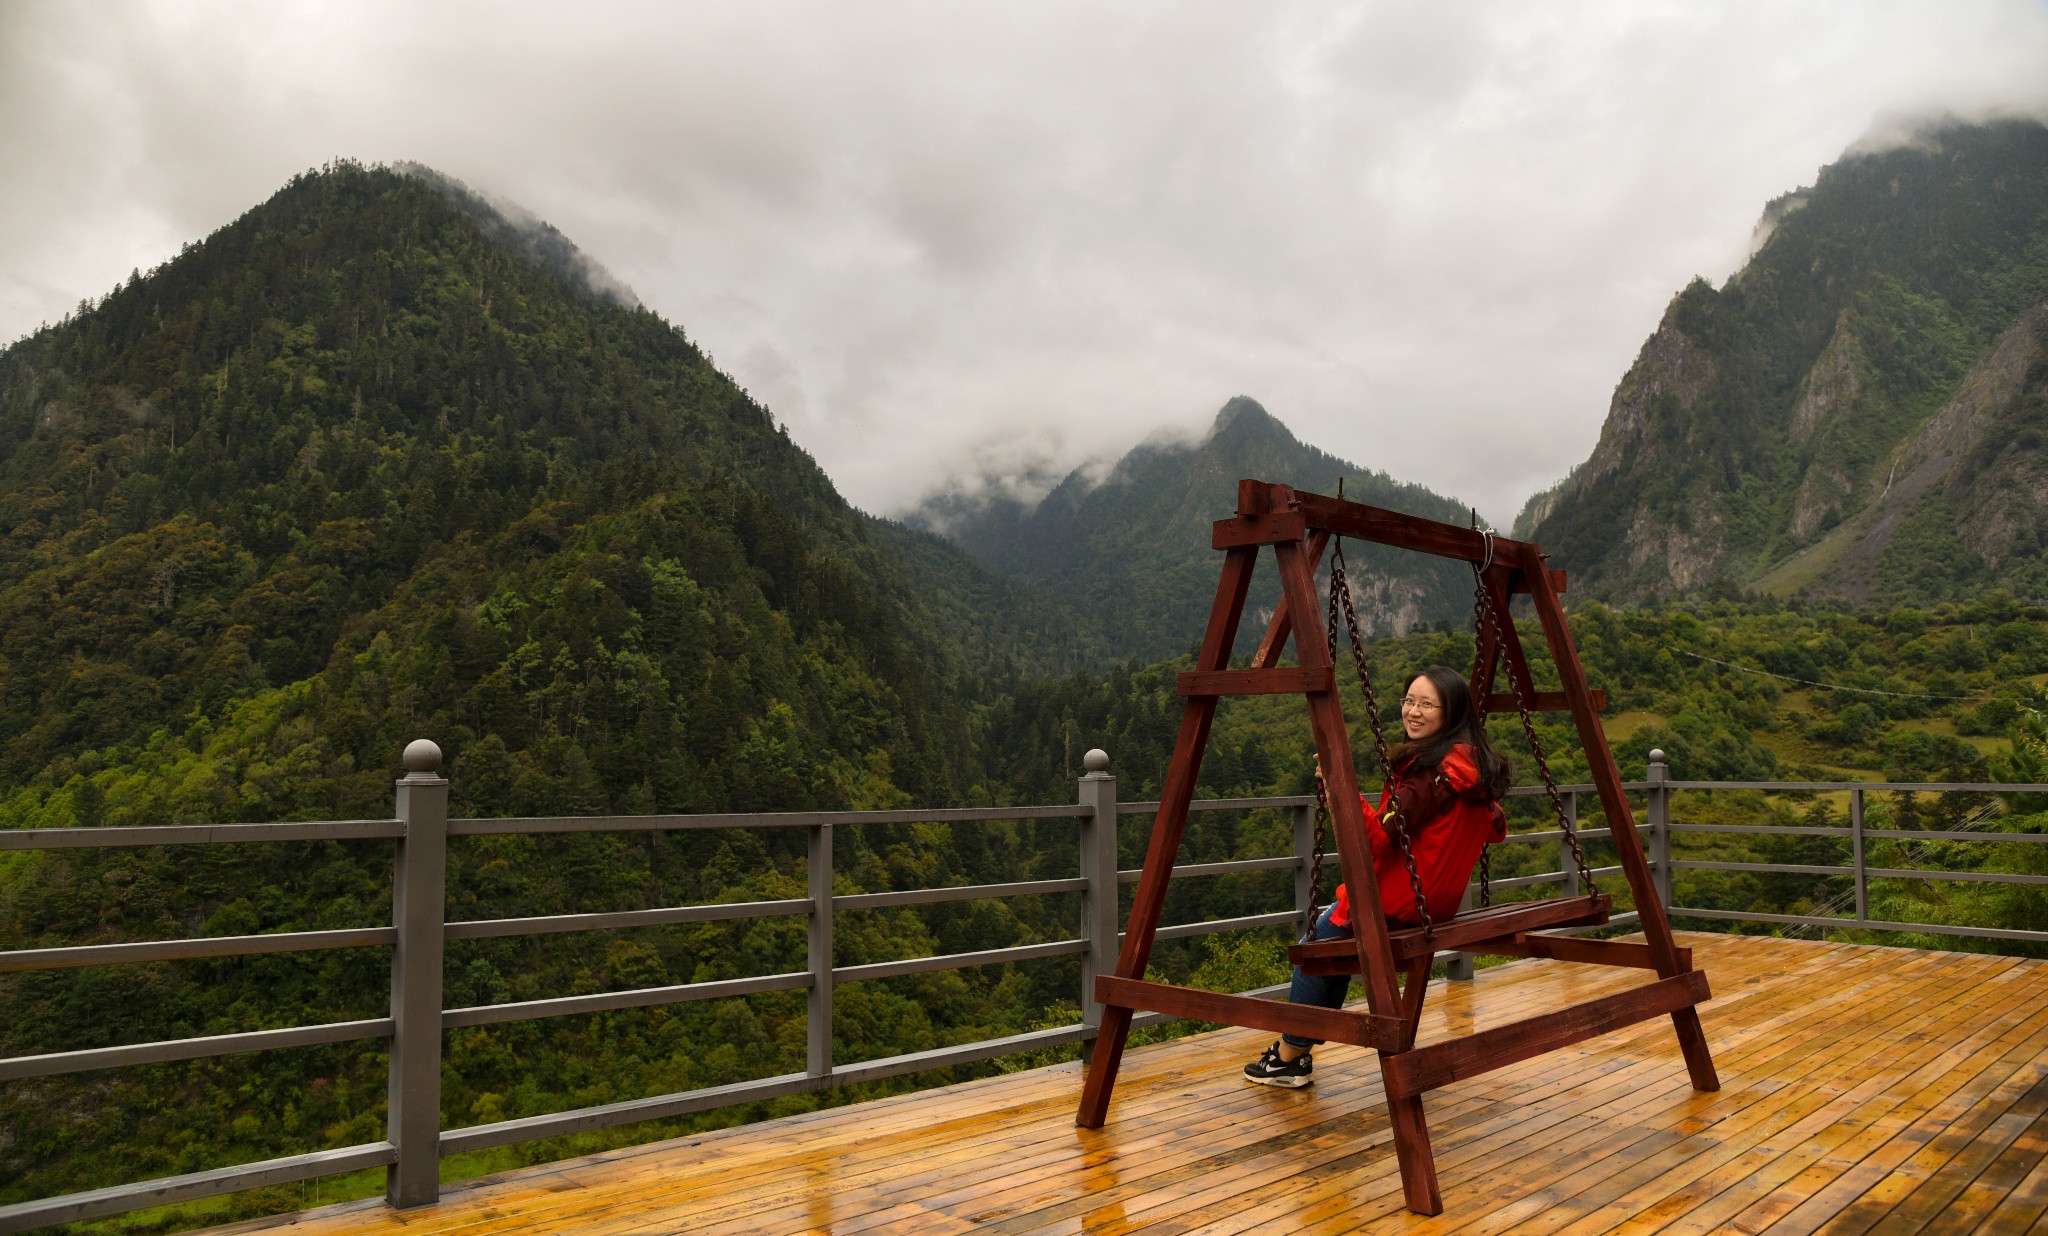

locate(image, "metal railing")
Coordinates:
3 742 2045 1231
1644 751 2048 945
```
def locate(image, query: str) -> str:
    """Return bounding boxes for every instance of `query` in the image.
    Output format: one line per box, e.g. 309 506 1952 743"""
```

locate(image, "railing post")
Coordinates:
387 739 448 1209
1851 787 1867 923
1648 749 1672 911
808 823 834 1079
1078 749 1117 1060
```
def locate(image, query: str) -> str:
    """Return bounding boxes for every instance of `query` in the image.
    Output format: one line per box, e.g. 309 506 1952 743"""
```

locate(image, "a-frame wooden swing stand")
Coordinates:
1075 480 1719 1215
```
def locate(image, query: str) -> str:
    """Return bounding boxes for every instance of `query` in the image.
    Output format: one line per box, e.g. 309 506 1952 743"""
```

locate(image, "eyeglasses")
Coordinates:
1400 696 1440 712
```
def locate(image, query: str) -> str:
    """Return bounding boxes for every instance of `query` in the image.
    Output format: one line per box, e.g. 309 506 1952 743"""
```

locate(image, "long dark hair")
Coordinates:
1386 666 1511 798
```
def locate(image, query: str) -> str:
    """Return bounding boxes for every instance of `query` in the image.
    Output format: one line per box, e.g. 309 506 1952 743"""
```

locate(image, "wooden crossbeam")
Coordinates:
1094 976 1406 1052
1380 970 1712 1100
1461 933 1693 970
1177 667 1334 697
1211 511 1306 549
1291 894 1612 973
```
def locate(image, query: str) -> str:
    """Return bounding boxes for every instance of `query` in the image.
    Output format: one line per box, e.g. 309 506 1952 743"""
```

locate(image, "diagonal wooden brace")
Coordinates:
1095 976 1409 1053
1380 970 1712 1100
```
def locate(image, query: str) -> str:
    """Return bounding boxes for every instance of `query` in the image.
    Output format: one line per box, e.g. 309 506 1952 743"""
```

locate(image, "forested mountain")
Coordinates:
0 162 1125 1220
911 397 1482 662
0 160 1100 823
1523 119 2048 605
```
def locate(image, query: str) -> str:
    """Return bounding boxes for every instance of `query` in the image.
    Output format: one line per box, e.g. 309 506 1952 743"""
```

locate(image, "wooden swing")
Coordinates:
1075 479 1719 1216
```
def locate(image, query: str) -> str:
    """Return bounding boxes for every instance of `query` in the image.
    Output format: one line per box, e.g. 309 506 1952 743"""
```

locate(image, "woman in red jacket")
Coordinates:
1243 664 1509 1088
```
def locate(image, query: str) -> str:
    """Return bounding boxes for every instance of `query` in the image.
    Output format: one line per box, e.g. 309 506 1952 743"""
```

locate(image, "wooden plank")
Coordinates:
968 1047 1512 1233
1939 1106 2048 1230
1763 995 2048 1236
1484 689 1608 713
1597 949 2048 1227
1176 667 1334 697
1211 511 1306 548
1825 1071 2048 1233
1262 485 1559 586
1236 477 1276 514
1290 490 1509 565
1382 970 1712 1100
1972 1141 2048 1233
1674 979 2048 1235
1094 976 1398 1050
1153 1101 1663 1236
671 1074 1311 1236
1736 961 2048 1227
1459 934 1689 971
926 1085 1405 1232
1501 951 2048 1236
1013 1071 1592 1236
1289 895 1612 972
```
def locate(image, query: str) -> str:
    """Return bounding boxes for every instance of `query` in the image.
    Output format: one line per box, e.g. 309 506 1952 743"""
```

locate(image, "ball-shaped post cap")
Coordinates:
402 739 443 775
1083 748 1110 774
1648 748 1668 764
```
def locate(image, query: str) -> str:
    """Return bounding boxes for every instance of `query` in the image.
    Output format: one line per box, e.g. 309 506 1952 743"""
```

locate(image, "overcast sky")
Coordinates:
5 2 2047 527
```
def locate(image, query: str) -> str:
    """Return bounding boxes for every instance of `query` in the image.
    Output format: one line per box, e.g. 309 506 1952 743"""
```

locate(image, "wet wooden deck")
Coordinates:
210 933 2048 1234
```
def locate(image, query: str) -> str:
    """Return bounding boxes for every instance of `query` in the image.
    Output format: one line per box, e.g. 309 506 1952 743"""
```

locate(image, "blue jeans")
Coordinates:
1283 904 1355 1050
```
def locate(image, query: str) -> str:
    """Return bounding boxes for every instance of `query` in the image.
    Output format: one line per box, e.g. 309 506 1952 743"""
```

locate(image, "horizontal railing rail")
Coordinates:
446 802 1093 836
6 742 2046 1232
0 818 407 849
1651 762 2048 945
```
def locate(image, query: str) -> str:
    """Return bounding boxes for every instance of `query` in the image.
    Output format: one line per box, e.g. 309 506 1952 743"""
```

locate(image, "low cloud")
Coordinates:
4 2 2047 528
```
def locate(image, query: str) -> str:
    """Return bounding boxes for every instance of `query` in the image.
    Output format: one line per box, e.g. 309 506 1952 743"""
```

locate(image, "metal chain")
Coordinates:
1327 540 1433 939
1469 534 1598 894
1470 521 1498 907
1305 769 1331 929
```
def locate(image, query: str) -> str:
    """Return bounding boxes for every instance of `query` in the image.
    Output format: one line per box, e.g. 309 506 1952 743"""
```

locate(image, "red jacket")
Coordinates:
1329 743 1506 928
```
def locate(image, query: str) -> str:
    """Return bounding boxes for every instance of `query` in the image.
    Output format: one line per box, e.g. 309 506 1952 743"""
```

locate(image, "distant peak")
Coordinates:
1202 396 1297 450
393 162 641 309
1208 395 1272 433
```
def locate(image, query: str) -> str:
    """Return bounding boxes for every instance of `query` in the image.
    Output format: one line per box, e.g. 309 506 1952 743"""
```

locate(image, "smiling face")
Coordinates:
1401 674 1446 742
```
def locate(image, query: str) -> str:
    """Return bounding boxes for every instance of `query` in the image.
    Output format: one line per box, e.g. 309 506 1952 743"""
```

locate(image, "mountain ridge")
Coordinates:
1526 118 2048 604
911 396 1486 661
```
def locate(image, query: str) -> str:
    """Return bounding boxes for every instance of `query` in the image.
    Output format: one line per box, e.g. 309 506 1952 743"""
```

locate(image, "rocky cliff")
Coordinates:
1528 119 2048 605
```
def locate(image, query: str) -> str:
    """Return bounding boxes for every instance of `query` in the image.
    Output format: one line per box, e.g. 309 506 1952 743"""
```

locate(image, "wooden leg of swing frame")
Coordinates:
1384 1082 1444 1215
1076 1004 1133 1128
1385 950 1442 1213
1671 1005 1721 1091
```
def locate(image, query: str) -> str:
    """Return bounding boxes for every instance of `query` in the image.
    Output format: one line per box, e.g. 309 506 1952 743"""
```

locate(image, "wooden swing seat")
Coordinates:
1289 892 1612 971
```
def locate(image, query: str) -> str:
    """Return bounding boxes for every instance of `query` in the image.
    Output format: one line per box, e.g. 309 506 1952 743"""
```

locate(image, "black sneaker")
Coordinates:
1242 1040 1313 1088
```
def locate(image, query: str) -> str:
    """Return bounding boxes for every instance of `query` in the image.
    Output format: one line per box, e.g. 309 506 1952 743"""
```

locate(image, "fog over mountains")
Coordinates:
911 397 1482 662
